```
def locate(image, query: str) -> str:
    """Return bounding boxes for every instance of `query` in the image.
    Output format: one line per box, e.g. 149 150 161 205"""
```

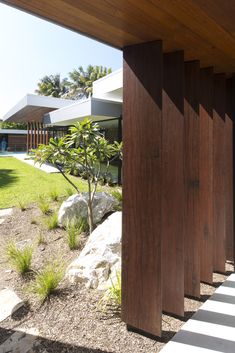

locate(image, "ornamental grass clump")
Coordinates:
45 212 58 230
49 189 59 202
6 242 33 275
38 195 50 215
31 261 64 302
99 271 121 310
66 217 88 250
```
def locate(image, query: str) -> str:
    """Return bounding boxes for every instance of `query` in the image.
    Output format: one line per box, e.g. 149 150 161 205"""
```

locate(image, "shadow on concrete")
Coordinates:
0 326 115 353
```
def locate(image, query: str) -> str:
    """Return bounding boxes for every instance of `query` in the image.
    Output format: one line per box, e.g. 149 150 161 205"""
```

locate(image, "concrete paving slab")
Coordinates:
161 273 235 353
14 154 58 173
0 288 24 322
0 327 39 353
0 208 13 218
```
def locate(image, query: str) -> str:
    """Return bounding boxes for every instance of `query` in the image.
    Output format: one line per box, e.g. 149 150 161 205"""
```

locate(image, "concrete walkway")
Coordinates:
161 273 235 353
0 152 58 173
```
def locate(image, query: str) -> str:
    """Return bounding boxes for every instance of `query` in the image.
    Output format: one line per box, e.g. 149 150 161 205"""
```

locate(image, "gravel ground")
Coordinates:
0 205 233 353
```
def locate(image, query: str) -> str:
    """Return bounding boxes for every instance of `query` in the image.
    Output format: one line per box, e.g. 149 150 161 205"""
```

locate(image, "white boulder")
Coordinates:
58 192 118 227
66 212 122 289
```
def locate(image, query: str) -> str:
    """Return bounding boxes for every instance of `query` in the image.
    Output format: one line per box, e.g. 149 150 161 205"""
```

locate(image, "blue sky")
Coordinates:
0 3 122 118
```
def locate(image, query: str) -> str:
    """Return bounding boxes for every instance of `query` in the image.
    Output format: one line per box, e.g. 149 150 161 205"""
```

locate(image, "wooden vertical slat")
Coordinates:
213 74 226 273
33 122 36 149
225 78 234 262
184 61 200 298
199 67 214 284
27 122 29 153
122 40 163 337
162 51 185 316
45 129 49 145
37 122 39 148
30 122 33 150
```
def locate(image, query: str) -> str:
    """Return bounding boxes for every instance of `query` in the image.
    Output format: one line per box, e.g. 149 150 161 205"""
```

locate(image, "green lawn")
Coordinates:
0 157 89 208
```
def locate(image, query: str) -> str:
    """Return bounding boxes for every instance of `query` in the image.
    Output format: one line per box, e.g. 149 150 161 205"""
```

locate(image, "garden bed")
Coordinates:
0 205 232 353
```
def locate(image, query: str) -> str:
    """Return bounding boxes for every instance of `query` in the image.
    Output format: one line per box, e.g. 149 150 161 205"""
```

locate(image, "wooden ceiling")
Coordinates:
2 0 235 74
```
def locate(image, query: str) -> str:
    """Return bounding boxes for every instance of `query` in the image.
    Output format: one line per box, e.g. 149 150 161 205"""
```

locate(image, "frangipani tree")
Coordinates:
34 118 122 234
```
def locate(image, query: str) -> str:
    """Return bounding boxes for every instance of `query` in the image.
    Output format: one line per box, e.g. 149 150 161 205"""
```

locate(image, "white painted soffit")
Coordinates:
43 97 122 126
3 94 74 122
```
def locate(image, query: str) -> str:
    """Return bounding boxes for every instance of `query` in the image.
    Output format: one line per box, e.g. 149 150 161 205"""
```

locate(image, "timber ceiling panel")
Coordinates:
1 0 235 74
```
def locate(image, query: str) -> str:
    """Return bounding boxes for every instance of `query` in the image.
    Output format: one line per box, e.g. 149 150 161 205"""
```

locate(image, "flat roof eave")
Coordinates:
3 94 74 123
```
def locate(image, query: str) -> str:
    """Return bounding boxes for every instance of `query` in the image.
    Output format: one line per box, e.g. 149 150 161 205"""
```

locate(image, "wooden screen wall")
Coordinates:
122 40 234 338
27 122 48 152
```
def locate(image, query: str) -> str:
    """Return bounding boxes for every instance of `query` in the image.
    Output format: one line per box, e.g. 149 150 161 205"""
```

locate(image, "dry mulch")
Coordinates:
0 204 233 353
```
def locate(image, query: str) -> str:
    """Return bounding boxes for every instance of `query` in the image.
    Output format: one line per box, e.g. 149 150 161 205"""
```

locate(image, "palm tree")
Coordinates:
35 74 69 98
67 65 112 99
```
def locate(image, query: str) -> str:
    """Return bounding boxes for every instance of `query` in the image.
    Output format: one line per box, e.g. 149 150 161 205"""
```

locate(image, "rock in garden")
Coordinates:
58 192 118 227
66 212 121 289
0 288 24 322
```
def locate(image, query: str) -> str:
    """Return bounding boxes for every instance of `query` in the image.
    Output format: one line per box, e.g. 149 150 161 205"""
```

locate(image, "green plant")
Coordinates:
99 271 121 310
34 118 122 234
66 221 80 250
65 187 74 197
66 217 88 250
17 199 27 211
45 212 58 230
108 272 121 306
37 232 47 246
38 195 50 215
49 189 59 202
111 189 122 210
31 261 64 302
6 242 33 275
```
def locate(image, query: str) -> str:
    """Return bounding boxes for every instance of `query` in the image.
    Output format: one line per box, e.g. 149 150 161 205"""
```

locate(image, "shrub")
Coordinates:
38 195 50 215
49 189 59 202
31 261 64 302
6 242 33 275
45 212 58 230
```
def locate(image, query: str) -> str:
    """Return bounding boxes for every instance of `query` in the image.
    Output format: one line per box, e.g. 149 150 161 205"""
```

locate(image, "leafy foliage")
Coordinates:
31 261 64 302
67 65 112 99
0 121 27 130
35 74 69 98
6 242 33 275
34 118 122 234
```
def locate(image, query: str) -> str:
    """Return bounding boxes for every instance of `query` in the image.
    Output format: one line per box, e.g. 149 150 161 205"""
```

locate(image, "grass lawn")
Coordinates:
0 157 89 208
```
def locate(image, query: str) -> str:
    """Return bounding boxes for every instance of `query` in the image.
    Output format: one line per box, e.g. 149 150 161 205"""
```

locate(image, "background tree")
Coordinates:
35 74 69 98
34 118 122 234
0 121 27 130
67 65 112 99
